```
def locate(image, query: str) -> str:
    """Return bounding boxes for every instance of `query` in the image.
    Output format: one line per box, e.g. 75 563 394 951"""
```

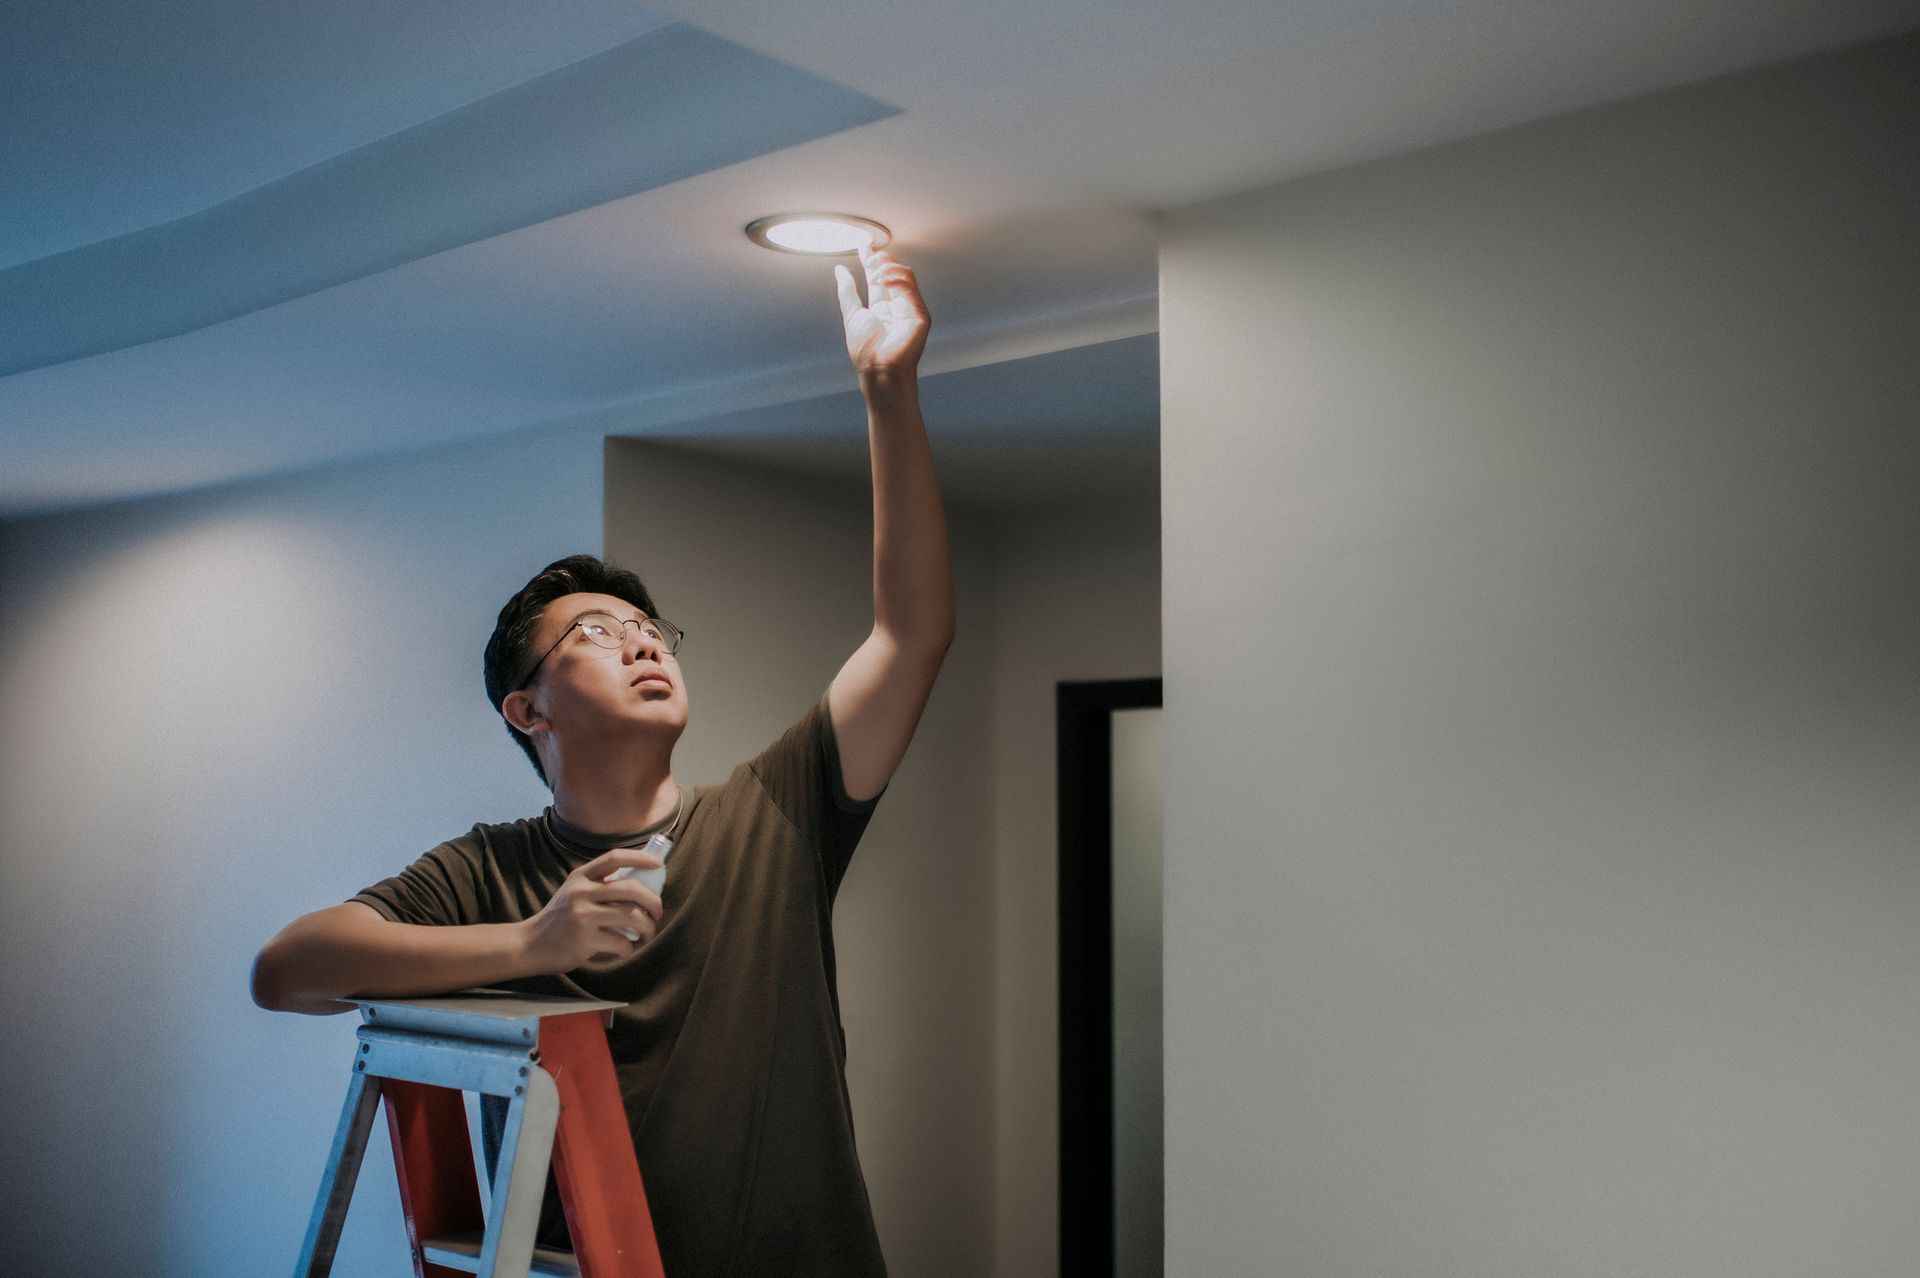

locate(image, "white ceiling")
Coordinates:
3 0 1914 518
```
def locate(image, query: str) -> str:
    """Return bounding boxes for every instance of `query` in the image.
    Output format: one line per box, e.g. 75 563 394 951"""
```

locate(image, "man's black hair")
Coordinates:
483 553 661 788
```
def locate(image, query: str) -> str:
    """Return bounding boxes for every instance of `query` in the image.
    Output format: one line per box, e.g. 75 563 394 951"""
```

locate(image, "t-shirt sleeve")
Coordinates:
348 831 488 928
748 682 886 901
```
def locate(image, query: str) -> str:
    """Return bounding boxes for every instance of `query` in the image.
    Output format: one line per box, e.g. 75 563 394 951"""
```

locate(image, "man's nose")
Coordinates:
624 624 662 659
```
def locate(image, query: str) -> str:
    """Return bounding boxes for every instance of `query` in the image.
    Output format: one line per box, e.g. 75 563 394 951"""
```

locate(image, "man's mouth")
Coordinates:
634 675 672 688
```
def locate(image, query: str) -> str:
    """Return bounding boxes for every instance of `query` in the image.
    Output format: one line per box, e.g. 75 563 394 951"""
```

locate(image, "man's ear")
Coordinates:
501 689 548 737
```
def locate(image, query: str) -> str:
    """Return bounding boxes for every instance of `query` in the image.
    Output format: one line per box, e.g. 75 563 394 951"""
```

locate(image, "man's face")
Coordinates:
504 591 689 757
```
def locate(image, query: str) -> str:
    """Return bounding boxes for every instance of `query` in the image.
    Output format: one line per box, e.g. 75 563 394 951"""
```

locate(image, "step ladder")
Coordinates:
293 989 668 1277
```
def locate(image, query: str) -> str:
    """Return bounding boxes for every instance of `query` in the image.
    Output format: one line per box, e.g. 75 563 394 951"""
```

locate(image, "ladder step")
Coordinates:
421 1229 581 1276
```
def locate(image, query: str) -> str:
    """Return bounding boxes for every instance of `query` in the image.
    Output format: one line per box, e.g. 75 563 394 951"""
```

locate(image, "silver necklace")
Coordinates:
549 783 685 849
661 782 686 840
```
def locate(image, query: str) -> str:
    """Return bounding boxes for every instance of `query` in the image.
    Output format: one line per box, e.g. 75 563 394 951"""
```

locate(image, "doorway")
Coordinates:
1058 677 1164 1278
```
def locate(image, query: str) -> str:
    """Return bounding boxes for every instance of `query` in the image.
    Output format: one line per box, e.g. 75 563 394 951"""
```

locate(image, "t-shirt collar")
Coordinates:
542 785 682 853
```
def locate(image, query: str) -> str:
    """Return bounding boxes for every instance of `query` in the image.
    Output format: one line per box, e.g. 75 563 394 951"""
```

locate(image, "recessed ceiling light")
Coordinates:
745 212 891 256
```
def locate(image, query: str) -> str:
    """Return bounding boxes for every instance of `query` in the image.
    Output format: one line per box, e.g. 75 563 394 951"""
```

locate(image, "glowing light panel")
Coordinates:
745 213 891 255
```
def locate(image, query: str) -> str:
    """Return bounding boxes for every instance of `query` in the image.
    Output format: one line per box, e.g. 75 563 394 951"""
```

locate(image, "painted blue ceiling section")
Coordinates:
0 0 683 267
0 22 898 378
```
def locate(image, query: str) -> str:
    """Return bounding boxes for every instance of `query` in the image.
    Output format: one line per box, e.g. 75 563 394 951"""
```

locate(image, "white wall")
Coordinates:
1157 31 1920 1277
604 438 1001 1278
988 501 1163 1278
0 420 606 1274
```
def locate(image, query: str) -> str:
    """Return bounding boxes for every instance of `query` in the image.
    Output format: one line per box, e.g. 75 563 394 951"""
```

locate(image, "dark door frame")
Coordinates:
1057 676 1163 1278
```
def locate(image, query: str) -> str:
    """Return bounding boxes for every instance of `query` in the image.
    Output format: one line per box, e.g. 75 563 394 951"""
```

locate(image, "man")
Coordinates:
251 244 952 1276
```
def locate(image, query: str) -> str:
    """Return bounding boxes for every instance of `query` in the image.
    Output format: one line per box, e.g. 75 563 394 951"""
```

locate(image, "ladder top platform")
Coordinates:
345 989 628 1042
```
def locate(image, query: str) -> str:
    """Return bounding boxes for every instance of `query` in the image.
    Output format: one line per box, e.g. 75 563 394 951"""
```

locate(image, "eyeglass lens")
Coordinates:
579 612 680 654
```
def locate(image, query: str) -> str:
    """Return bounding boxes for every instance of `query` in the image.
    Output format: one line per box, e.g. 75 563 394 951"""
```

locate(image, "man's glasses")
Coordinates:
517 611 685 691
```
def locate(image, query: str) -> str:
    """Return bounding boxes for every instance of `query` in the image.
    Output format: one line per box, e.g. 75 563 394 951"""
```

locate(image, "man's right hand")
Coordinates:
521 846 666 975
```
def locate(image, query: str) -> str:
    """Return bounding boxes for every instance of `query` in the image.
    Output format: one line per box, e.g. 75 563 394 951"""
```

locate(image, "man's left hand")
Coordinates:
835 244 930 379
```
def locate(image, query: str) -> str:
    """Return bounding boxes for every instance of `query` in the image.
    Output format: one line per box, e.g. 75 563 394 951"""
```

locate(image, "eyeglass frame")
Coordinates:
515 609 685 692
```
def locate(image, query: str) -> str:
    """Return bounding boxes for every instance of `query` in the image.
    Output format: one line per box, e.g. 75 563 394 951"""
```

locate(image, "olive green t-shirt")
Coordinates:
348 683 889 1277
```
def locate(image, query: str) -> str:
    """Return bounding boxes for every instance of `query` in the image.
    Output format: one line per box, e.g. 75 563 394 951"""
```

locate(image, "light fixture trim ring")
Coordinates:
744 212 893 255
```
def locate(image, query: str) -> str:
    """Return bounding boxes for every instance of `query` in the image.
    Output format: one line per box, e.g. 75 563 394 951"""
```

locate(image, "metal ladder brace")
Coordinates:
292 989 668 1278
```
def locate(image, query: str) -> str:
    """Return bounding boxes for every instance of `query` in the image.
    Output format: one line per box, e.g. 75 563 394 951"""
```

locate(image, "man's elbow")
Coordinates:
900 625 955 657
251 932 350 1015
250 947 287 1012
872 623 954 664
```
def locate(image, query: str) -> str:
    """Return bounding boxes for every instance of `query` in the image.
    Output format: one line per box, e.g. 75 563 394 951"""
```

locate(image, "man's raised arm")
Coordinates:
828 246 955 803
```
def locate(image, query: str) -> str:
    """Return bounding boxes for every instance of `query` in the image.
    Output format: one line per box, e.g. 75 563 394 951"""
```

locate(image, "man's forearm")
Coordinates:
253 906 536 1016
861 370 955 644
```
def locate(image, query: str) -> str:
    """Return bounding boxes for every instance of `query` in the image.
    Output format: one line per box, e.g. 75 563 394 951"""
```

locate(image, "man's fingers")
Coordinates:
597 899 651 930
860 245 891 306
835 263 862 323
586 880 663 921
882 267 928 316
586 878 659 904
579 846 663 878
